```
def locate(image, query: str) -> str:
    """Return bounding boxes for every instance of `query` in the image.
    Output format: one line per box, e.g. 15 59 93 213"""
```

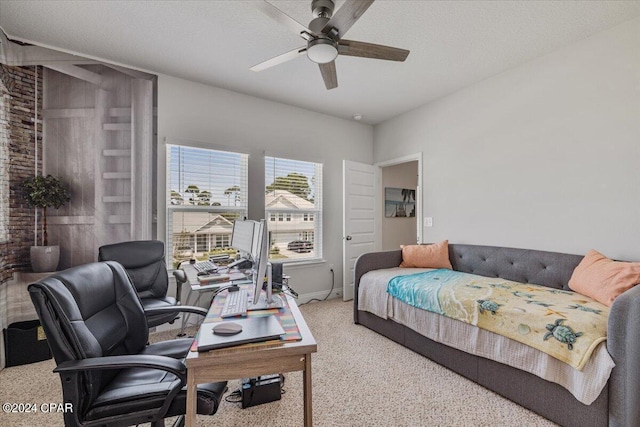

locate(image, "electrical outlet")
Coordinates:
329 263 334 272
424 217 433 227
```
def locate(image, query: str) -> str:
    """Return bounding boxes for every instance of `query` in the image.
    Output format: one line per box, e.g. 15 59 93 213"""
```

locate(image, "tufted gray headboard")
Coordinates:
448 244 583 290
353 244 585 312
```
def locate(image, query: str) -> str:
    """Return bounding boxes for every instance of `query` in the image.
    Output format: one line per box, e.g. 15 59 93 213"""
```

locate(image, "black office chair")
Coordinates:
98 240 183 328
29 261 226 427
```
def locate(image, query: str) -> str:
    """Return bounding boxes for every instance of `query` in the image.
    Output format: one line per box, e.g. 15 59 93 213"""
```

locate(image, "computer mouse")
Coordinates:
212 322 243 336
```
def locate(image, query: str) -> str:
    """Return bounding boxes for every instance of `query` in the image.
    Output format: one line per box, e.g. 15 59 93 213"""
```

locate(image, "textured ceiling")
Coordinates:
1 0 639 124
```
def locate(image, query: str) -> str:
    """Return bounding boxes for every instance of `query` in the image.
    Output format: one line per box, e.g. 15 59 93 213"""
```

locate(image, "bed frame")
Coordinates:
353 244 640 427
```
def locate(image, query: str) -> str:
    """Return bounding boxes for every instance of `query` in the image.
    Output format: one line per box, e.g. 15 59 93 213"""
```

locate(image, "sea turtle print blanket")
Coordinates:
387 269 609 370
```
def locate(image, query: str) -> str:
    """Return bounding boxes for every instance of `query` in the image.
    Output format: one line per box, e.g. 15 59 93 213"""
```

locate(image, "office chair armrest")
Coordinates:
172 269 187 304
145 305 208 317
54 354 186 379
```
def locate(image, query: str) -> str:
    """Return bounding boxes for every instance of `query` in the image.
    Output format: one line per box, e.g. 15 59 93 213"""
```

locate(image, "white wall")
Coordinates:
374 18 640 260
382 161 418 250
157 75 373 301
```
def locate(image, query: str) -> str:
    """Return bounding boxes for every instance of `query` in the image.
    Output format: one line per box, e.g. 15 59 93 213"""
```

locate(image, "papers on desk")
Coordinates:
198 271 247 284
193 271 251 291
198 274 231 284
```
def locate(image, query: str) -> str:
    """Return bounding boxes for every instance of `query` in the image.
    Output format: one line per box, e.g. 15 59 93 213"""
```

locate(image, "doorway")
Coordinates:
376 153 422 249
380 161 419 250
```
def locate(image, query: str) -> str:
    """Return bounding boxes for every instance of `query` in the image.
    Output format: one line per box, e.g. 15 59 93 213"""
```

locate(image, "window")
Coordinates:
167 145 248 267
215 235 230 248
265 156 322 261
196 234 208 253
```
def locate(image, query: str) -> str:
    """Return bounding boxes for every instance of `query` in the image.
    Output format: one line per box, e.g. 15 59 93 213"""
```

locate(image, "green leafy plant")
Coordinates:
23 174 71 246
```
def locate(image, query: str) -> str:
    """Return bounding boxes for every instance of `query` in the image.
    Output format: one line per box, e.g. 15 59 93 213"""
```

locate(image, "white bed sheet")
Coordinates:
357 267 614 405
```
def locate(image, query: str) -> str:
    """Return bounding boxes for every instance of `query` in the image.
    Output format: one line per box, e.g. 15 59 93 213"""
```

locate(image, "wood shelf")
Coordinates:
103 149 130 157
103 123 131 131
108 215 130 224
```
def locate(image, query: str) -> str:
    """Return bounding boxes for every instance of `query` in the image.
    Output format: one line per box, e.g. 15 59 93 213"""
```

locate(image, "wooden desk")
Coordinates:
185 293 317 426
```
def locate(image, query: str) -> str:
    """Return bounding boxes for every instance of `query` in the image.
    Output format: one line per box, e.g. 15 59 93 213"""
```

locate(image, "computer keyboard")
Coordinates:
193 260 218 274
220 289 248 318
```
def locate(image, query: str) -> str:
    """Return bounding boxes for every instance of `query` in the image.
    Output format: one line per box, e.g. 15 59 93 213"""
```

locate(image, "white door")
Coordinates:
342 161 380 301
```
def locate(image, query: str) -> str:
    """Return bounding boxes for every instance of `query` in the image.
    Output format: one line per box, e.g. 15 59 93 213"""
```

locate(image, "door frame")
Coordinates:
375 152 423 244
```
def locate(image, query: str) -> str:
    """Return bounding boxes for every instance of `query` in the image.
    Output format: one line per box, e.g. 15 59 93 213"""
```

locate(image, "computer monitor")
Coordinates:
231 219 256 256
228 219 263 270
248 219 283 310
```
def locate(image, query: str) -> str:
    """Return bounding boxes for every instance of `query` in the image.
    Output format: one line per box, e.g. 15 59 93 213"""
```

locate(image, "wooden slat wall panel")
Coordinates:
43 65 151 269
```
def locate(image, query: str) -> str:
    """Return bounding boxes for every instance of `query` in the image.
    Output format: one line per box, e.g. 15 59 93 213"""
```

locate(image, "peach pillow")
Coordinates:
568 249 640 306
400 240 452 269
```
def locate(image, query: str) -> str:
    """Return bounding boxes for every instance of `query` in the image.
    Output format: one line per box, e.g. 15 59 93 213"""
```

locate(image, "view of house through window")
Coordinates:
167 145 248 267
167 147 322 267
265 156 322 262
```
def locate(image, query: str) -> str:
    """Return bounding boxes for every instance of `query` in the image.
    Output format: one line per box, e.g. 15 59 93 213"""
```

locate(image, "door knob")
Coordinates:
345 236 352 240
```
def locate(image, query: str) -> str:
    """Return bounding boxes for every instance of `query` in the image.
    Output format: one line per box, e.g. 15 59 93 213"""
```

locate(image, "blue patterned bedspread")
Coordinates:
387 269 609 370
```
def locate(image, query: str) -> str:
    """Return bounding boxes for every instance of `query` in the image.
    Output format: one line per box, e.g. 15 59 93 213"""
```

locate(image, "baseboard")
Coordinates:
295 289 342 304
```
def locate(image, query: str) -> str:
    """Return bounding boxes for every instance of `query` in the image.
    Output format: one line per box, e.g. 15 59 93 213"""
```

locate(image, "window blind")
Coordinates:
167 145 248 267
265 156 323 262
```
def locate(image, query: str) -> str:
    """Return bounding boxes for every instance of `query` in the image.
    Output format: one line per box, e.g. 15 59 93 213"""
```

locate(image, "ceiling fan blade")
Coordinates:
250 46 307 72
322 0 374 38
256 0 314 40
338 39 409 61
318 61 338 90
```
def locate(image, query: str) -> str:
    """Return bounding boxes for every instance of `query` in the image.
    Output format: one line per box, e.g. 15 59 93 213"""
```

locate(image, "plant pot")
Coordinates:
30 245 60 272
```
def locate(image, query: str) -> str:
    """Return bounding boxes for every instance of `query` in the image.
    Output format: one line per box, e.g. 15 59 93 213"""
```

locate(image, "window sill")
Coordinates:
273 258 326 269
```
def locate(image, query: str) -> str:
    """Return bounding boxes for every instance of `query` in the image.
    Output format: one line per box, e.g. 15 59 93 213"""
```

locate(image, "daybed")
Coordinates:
353 244 640 427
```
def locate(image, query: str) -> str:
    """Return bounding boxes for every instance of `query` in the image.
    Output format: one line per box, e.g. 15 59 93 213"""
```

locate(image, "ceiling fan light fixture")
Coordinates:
307 38 338 64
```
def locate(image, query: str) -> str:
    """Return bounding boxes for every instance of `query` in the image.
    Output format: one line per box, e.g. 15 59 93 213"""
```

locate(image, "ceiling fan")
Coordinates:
251 0 410 90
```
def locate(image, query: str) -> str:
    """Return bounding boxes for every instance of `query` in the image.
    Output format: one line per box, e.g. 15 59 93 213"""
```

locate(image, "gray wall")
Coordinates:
374 18 640 260
157 74 373 300
382 161 418 250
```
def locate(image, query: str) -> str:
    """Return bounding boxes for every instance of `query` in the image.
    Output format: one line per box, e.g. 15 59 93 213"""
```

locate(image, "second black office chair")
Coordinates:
99 240 183 328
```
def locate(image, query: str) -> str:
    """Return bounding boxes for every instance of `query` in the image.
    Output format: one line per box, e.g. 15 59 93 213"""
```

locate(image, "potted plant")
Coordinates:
23 174 71 272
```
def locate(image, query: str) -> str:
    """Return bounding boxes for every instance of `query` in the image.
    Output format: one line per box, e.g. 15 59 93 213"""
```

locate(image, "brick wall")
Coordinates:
0 65 43 283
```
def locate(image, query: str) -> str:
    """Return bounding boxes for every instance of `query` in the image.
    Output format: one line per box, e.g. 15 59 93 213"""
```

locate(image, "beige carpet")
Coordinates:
0 298 556 426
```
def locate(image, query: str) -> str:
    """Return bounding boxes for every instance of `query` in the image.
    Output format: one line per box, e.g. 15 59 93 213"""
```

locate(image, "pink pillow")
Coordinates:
400 240 452 269
568 249 640 306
